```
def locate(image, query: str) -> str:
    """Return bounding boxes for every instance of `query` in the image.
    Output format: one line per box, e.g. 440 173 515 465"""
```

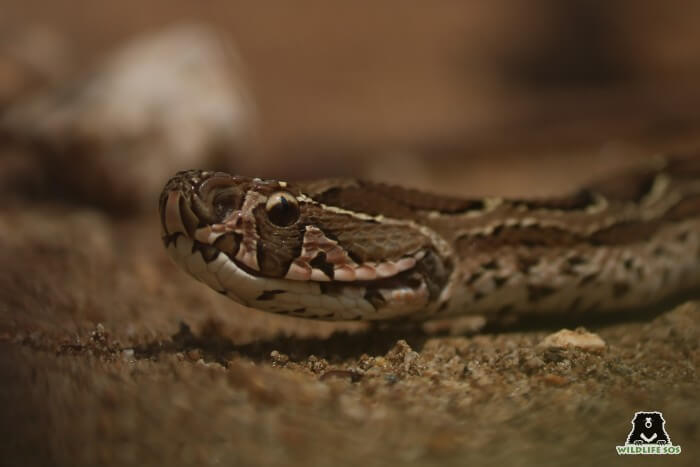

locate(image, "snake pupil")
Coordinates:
266 192 300 226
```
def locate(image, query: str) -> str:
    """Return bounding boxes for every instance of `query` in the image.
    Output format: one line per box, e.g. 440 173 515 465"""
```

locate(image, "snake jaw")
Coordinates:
165 234 434 320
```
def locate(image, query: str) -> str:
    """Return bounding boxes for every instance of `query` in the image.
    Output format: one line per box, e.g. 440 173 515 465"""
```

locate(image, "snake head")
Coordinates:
159 170 451 320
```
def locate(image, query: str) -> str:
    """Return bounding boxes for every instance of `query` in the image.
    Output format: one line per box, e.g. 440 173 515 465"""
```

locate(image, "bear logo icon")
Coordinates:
625 411 671 445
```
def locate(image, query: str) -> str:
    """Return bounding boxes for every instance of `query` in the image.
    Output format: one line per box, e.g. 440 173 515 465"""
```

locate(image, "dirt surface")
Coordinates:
1 202 699 467
1 3 700 466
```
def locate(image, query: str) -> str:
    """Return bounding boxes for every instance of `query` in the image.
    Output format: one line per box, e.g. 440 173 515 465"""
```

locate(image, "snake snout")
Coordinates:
160 170 225 238
159 190 199 238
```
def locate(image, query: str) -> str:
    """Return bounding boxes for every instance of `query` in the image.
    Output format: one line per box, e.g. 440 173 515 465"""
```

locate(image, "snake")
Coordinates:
159 156 700 321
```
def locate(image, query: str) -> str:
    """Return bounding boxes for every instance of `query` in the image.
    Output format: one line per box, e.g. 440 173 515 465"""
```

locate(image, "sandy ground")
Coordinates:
1 3 700 466
1 181 698 467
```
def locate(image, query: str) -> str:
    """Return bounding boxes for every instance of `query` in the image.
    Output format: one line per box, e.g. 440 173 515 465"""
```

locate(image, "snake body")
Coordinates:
159 156 700 321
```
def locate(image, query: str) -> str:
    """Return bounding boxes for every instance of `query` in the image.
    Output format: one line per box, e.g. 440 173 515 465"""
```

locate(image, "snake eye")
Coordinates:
266 192 300 226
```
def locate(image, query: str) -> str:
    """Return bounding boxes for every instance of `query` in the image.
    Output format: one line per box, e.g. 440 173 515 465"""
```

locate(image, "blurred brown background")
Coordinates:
5 0 700 175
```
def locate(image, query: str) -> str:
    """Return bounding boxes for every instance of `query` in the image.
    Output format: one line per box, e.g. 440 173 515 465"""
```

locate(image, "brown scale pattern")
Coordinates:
302 204 429 263
456 226 583 256
306 181 485 219
251 201 433 277
664 194 700 220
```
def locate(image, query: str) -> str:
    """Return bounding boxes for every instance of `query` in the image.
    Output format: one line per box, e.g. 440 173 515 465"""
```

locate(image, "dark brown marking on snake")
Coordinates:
612 282 630 298
473 291 486 301
517 256 540 274
457 227 583 254
458 203 697 255
465 271 483 285
256 290 286 301
309 225 340 243
158 192 169 233
292 308 307 314
345 250 364 266
162 233 179 247
197 244 220 262
213 233 240 257
564 255 588 276
364 288 386 309
675 230 690 243
623 258 634 270
512 189 596 211
589 221 661 246
664 194 700 221
404 276 423 289
413 249 452 300
527 285 557 302
580 273 598 286
493 276 508 288
310 252 335 280
437 301 449 313
312 182 488 218
498 304 514 315
303 203 430 264
567 256 587 267
652 246 668 257
482 260 499 270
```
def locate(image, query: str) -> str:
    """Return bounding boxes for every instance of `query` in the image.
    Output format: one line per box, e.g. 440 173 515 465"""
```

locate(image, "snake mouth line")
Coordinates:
163 231 424 294
164 234 431 320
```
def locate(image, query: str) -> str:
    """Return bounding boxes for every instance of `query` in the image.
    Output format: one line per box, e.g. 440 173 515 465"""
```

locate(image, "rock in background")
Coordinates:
1 24 257 213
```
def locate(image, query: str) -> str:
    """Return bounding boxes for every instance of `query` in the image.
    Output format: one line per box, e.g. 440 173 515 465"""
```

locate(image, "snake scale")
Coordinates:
159 156 700 321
